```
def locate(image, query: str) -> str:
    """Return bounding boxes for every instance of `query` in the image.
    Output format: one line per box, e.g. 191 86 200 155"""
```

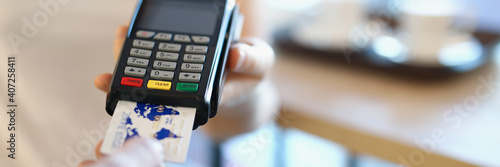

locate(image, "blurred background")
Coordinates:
1 0 500 167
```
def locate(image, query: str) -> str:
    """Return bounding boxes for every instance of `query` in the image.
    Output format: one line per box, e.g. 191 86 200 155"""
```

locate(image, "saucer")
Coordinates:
368 32 485 71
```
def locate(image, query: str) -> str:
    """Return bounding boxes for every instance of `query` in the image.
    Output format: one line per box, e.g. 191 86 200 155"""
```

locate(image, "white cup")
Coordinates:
291 0 365 50
399 0 473 65
317 0 364 42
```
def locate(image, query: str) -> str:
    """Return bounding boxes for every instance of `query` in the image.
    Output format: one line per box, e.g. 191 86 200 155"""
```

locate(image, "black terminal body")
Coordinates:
106 0 241 130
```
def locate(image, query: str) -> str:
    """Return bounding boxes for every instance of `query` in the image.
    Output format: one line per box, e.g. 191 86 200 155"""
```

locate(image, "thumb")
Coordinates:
229 37 275 76
113 26 129 61
89 138 164 167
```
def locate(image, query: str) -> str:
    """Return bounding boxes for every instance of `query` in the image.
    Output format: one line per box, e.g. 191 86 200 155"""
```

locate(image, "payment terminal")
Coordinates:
105 0 242 130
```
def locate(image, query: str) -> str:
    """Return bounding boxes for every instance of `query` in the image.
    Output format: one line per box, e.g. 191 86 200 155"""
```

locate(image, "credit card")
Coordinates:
101 100 196 163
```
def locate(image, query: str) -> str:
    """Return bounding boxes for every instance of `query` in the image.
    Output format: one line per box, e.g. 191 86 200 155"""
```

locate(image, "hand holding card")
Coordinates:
101 100 196 163
79 138 165 167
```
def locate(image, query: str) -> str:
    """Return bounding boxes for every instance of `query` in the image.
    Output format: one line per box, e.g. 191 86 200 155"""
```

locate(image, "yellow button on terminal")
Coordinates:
147 80 172 91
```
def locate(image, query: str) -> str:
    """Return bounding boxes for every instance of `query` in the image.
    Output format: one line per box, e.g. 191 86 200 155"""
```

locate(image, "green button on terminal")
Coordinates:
176 83 199 92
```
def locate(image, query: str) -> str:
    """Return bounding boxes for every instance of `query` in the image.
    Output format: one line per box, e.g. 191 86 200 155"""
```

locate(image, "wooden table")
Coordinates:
272 46 500 166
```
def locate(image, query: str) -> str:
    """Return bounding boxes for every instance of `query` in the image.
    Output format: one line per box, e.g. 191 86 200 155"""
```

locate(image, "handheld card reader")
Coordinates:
105 0 242 130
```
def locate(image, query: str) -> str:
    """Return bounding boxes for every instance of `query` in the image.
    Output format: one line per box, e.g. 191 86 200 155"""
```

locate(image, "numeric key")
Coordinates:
159 43 182 52
130 48 152 58
133 40 155 49
151 70 174 81
153 61 177 71
127 57 149 67
186 45 208 54
183 54 206 63
181 63 203 72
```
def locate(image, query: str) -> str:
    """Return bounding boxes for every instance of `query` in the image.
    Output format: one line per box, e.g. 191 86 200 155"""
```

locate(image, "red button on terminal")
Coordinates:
121 77 143 87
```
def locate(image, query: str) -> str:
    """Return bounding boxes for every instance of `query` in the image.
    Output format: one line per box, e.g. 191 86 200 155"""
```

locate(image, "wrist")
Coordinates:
202 78 280 142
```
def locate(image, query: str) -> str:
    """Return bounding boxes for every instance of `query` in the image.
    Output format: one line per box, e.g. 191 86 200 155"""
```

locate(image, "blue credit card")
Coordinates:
101 100 196 163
